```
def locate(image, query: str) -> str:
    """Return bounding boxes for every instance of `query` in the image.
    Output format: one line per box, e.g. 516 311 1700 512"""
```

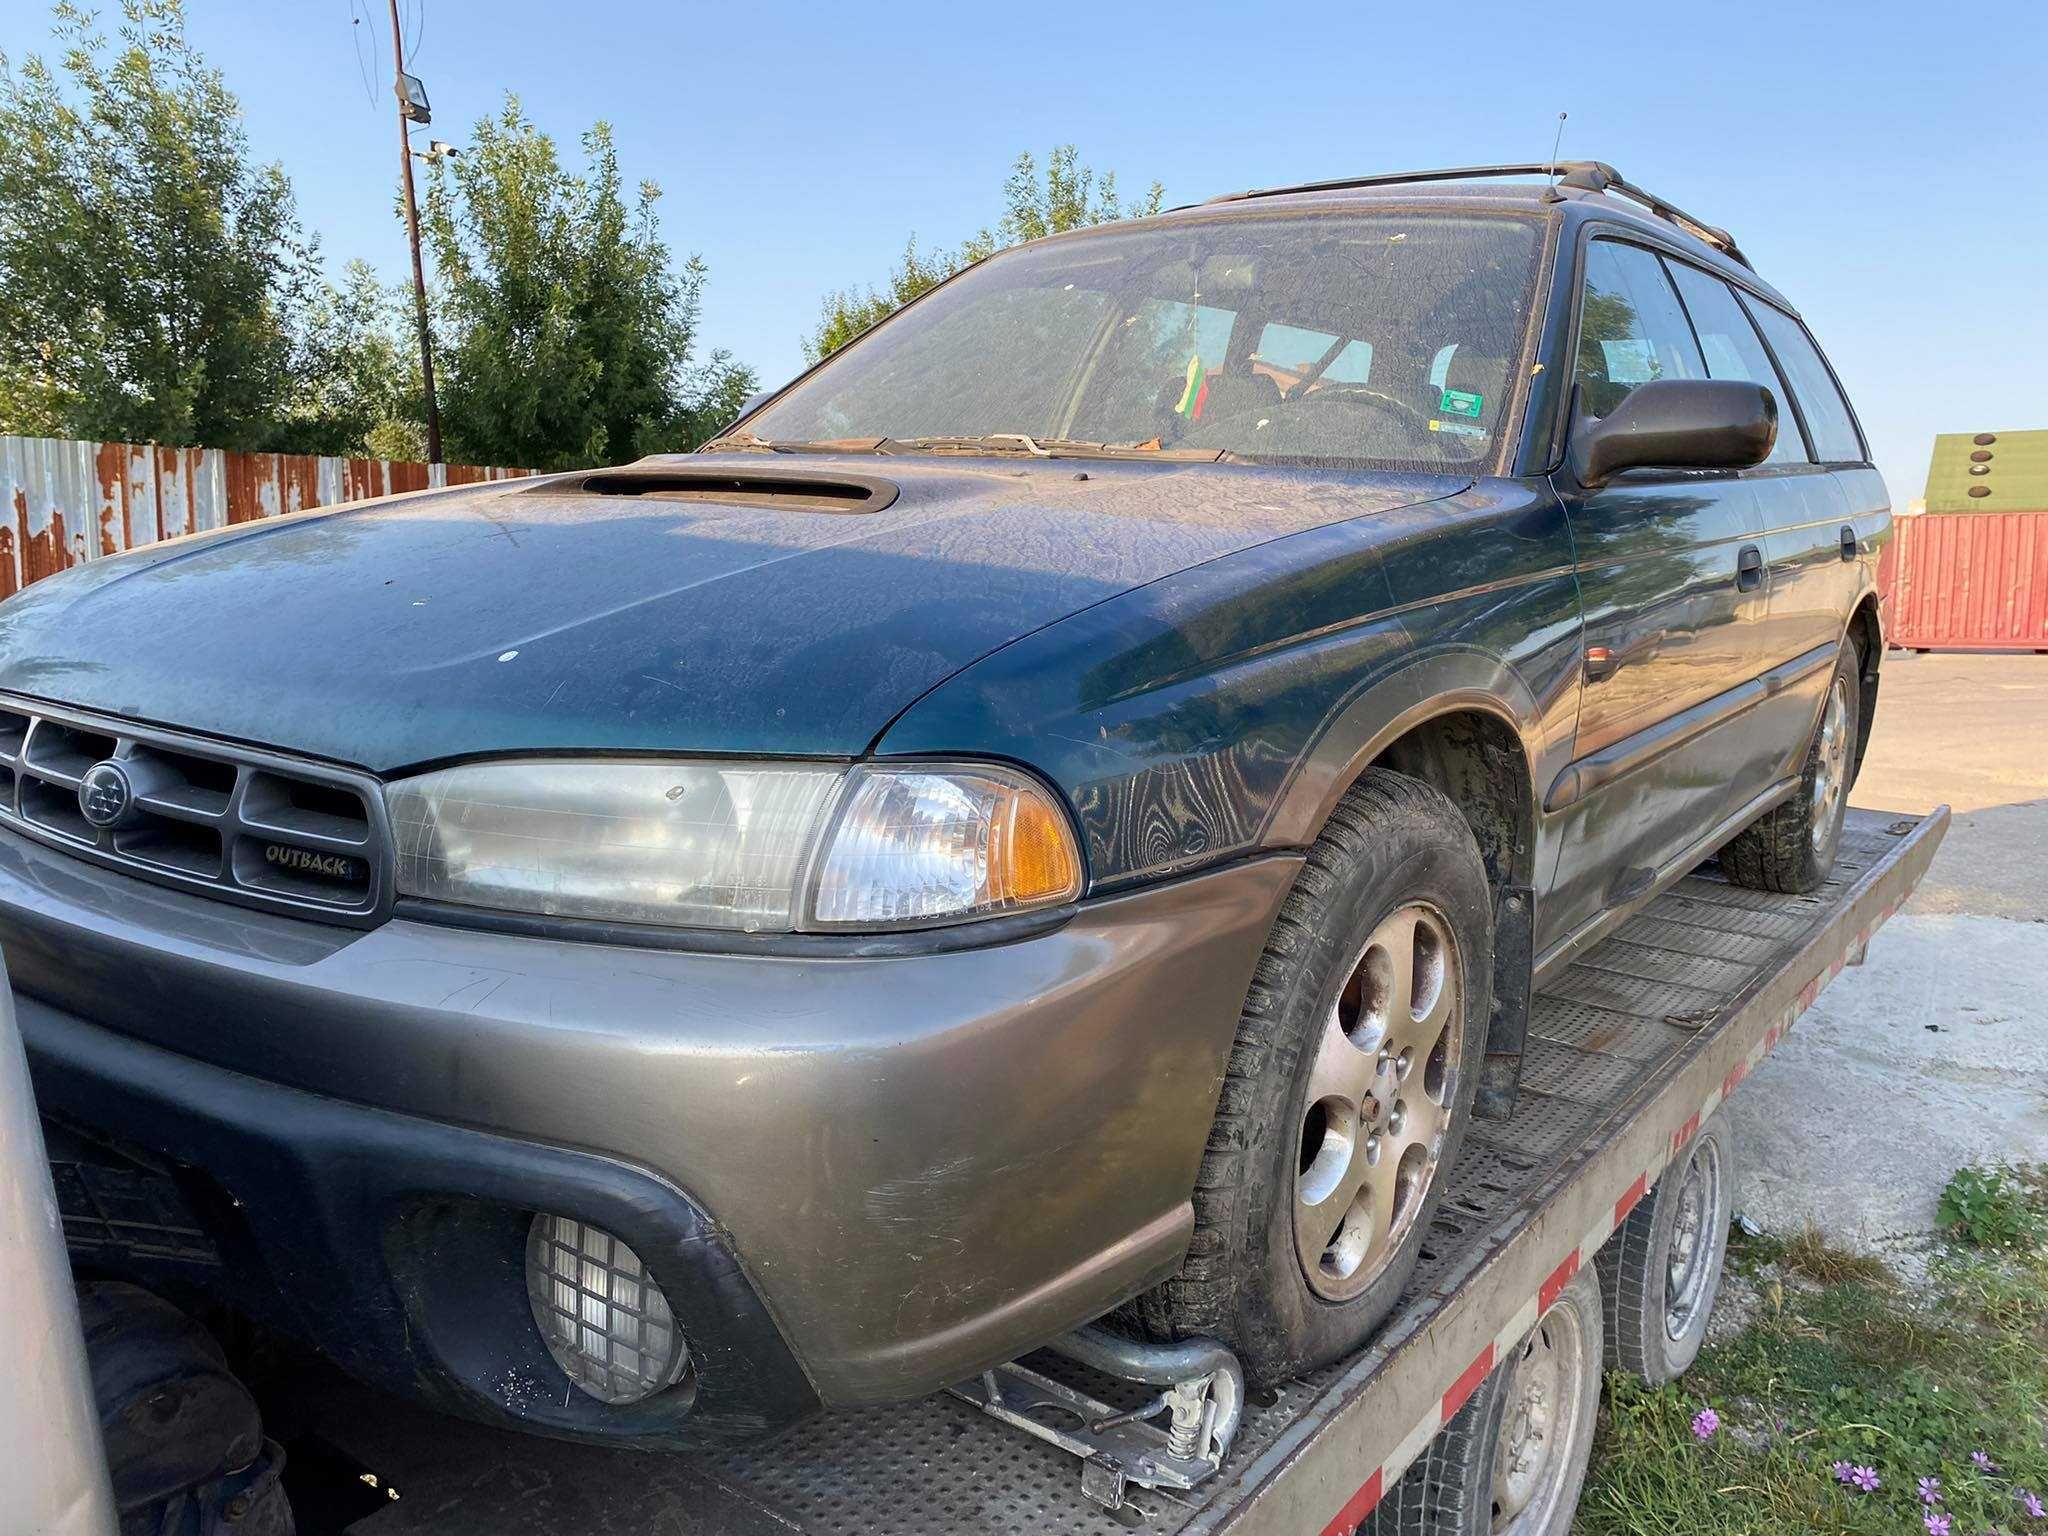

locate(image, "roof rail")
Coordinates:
1195 161 1751 269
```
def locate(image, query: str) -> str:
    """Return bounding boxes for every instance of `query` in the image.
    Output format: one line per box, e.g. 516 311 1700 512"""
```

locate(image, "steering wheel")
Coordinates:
1300 384 1438 433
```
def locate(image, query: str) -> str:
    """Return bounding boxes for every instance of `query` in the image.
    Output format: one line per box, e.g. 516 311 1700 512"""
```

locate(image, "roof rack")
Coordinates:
1195 161 1751 269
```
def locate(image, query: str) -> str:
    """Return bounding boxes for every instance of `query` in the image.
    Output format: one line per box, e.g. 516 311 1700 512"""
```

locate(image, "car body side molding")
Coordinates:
1544 641 1838 814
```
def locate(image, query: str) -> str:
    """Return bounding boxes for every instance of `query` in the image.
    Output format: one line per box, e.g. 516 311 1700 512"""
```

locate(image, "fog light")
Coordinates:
525 1214 689 1404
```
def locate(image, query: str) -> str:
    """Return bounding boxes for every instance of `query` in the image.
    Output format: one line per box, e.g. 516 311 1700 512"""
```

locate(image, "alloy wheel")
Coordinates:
1294 902 1462 1302
1810 675 1851 851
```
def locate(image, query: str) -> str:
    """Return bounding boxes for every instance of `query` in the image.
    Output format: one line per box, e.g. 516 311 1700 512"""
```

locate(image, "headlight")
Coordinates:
387 760 1082 933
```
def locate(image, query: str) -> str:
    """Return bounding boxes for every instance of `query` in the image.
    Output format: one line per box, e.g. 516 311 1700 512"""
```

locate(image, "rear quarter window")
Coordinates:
1739 296 1866 463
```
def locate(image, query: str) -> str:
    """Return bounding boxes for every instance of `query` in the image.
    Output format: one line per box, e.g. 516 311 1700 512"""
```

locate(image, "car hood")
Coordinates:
0 455 1465 772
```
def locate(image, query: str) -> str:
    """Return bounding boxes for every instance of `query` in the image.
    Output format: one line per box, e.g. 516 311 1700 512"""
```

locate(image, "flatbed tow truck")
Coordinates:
147 805 1936 1536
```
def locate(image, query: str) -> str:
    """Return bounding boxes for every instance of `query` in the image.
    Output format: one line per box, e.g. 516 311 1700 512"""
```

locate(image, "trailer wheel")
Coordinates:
1720 638 1862 894
1139 769 1493 1383
1364 1264 1603 1535
1596 1111 1733 1385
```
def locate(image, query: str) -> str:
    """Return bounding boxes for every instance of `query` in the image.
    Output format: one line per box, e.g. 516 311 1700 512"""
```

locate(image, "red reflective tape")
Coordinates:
1671 1112 1701 1156
1321 1466 1384 1535
1443 1344 1495 1421
1539 1249 1580 1314
1724 1060 1749 1098
1614 1172 1649 1226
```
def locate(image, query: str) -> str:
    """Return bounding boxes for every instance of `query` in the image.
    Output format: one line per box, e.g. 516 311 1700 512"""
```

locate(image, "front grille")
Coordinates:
0 695 390 923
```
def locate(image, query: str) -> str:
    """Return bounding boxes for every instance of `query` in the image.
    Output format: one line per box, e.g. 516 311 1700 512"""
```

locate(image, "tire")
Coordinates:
1139 768 1494 1384
1720 637 1862 894
1363 1265 1604 1535
1596 1109 1733 1385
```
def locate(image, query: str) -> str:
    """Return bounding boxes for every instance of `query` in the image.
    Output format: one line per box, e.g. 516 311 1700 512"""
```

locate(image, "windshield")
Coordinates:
747 211 1543 468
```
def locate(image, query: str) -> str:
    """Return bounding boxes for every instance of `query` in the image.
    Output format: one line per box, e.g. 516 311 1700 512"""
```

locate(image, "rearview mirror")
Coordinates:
1570 378 1777 489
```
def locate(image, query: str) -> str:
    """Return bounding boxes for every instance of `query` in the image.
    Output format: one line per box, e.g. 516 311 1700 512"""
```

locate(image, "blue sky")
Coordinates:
6 0 2044 505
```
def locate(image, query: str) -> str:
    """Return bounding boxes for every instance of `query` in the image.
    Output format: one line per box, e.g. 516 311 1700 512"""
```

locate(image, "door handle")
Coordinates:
1737 545 1764 592
1840 525 1858 562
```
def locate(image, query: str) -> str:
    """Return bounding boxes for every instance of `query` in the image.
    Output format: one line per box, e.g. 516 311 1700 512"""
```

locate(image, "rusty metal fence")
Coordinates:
0 435 530 600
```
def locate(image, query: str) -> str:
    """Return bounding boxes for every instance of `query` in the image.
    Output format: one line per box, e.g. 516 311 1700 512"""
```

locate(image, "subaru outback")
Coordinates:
1 162 1884 1447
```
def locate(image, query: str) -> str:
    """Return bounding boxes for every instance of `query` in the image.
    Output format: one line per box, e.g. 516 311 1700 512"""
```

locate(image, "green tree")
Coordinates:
420 96 753 471
0 0 318 447
267 260 423 457
804 145 1164 363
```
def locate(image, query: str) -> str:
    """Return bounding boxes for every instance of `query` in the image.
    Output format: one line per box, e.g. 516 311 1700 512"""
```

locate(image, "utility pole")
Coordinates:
388 0 442 463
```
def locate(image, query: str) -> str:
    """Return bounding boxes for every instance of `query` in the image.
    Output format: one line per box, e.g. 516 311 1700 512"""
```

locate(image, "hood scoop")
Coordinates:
551 466 900 514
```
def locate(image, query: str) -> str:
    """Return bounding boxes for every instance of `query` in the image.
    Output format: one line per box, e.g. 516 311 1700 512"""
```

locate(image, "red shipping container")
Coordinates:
1878 510 2048 652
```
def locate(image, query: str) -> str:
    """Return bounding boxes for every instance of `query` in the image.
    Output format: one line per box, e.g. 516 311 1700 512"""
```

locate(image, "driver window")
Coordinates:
1574 240 1704 419
1250 323 1374 394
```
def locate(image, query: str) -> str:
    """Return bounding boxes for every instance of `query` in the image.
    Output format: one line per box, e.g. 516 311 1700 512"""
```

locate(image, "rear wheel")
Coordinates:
1140 769 1494 1383
1364 1265 1604 1535
1721 639 1861 894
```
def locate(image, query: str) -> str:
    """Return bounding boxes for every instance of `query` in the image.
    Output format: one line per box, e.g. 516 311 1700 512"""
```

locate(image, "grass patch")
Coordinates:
1940 1163 2047 1252
1781 1225 1895 1289
1577 1179 2048 1535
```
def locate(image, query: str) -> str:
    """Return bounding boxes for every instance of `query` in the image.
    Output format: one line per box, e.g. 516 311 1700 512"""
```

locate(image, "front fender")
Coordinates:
1260 646 1558 858
878 483 1582 892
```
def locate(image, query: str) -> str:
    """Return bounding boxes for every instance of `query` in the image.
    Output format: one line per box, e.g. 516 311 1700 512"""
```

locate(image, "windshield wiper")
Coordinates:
698 429 783 453
878 433 1227 464
698 432 889 455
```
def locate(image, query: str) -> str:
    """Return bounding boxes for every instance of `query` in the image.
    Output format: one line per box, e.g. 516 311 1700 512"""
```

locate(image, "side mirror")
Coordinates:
1570 378 1777 489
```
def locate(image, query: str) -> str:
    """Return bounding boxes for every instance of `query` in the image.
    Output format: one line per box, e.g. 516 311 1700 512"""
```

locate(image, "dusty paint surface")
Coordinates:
0 433 528 598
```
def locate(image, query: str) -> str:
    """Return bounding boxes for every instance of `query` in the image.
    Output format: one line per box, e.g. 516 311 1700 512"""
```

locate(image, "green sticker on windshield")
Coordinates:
1439 387 1484 419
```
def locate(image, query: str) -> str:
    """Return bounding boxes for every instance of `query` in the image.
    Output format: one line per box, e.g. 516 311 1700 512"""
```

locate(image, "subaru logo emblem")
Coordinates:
78 760 134 828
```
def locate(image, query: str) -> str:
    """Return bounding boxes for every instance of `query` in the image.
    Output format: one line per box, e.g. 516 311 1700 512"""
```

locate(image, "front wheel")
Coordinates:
1139 768 1494 1383
1720 639 1862 894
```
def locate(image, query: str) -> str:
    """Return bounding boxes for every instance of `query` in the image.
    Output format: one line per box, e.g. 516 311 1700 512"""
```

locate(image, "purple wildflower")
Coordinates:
1851 1466 1881 1493
1976 1451 2001 1472
1926 1514 1952 1536
1832 1460 1855 1483
1691 1407 1719 1440
1922 1476 1945 1505
2020 1488 2046 1520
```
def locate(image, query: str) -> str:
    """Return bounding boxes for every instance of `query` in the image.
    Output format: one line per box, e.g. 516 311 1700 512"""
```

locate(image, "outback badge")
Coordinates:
263 843 364 884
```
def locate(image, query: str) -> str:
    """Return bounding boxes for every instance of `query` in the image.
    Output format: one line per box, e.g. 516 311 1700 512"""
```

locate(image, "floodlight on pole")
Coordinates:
388 2 442 463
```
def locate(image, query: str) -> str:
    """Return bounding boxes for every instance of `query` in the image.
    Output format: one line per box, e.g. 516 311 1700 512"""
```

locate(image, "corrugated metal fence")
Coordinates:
0 435 530 601
1879 509 2048 652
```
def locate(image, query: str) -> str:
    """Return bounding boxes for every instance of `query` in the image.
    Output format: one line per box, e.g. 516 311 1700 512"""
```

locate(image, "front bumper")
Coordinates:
3 824 1297 1440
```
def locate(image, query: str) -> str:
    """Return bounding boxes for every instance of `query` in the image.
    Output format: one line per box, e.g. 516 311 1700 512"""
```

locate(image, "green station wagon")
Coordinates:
1 162 1883 1449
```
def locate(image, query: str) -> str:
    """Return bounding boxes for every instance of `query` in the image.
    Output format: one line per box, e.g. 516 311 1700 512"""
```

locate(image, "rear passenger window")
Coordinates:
1739 297 1865 462
1664 262 1805 464
1574 241 1704 419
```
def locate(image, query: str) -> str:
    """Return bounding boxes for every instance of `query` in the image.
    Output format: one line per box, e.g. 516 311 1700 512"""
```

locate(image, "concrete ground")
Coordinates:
1726 651 2048 1258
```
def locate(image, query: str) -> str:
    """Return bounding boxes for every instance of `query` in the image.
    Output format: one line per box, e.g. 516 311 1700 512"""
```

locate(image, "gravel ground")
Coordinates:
1723 651 2048 1262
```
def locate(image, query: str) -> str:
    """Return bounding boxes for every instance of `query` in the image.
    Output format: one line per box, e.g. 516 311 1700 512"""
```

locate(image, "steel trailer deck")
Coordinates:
307 807 1945 1536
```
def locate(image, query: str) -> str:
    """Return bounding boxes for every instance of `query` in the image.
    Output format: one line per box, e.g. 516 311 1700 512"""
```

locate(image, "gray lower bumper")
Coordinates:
0 826 1298 1405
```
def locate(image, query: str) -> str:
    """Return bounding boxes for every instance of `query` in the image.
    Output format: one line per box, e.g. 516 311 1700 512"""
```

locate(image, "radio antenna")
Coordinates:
1545 111 1568 187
